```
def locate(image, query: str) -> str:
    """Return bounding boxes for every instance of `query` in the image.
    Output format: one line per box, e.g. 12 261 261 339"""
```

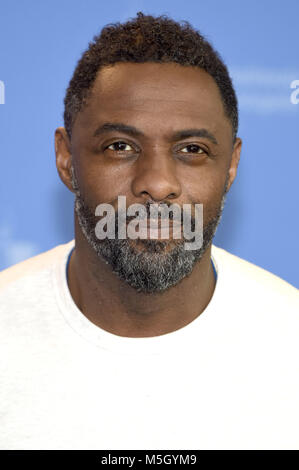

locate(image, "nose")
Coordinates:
131 150 182 203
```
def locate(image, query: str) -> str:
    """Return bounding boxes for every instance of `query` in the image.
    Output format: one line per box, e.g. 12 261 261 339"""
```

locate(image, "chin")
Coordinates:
129 237 182 254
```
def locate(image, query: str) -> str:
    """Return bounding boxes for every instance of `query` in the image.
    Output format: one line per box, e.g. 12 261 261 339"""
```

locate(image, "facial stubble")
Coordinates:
70 166 228 293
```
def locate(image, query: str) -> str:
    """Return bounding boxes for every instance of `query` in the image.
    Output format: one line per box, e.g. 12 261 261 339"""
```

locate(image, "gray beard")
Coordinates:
71 167 228 294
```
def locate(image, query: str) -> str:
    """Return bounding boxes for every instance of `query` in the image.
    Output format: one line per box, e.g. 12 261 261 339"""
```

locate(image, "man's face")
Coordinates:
61 62 241 293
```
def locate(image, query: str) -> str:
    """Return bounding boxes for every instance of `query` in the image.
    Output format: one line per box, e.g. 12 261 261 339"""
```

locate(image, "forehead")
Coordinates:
73 62 231 138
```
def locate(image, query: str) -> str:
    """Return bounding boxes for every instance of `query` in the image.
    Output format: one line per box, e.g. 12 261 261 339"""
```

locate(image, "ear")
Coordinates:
226 137 242 192
55 127 74 193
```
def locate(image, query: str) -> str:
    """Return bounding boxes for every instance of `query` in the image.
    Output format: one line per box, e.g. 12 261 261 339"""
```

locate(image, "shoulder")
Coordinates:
211 243 298 306
210 245 299 370
0 239 75 337
0 240 74 292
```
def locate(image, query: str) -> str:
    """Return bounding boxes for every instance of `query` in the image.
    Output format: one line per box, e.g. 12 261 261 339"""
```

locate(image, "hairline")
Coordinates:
68 60 237 146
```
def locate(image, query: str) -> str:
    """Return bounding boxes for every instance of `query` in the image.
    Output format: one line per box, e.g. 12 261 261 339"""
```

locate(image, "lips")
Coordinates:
127 218 182 239
146 218 180 227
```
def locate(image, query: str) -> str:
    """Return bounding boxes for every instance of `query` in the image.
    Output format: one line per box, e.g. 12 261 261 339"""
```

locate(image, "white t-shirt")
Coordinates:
0 240 298 450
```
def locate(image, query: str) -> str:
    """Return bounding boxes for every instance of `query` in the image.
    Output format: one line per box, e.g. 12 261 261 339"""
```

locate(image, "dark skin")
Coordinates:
55 62 242 338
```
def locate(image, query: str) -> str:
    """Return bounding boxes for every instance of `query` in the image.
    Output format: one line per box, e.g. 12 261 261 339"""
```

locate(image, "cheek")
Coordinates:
187 174 227 223
75 157 132 207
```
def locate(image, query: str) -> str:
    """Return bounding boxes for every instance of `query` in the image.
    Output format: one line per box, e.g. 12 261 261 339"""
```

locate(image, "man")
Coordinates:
0 12 298 450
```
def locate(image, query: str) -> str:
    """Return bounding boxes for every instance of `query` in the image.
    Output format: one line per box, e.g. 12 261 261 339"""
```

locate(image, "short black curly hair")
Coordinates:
64 11 238 143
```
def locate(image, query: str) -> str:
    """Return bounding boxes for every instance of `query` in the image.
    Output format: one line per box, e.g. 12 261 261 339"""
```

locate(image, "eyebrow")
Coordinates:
93 122 218 145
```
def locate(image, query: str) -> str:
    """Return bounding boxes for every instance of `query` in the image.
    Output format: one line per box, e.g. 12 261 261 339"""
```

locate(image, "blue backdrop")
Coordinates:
0 0 298 288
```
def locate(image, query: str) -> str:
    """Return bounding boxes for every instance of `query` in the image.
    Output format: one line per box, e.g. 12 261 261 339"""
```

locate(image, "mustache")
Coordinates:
123 201 194 224
75 195 199 232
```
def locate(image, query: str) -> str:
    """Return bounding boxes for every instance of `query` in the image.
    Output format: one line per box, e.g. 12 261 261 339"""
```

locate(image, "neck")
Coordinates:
67 217 216 338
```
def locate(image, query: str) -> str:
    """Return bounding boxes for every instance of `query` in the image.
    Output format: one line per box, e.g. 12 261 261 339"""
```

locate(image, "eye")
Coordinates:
106 141 134 152
180 144 206 155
